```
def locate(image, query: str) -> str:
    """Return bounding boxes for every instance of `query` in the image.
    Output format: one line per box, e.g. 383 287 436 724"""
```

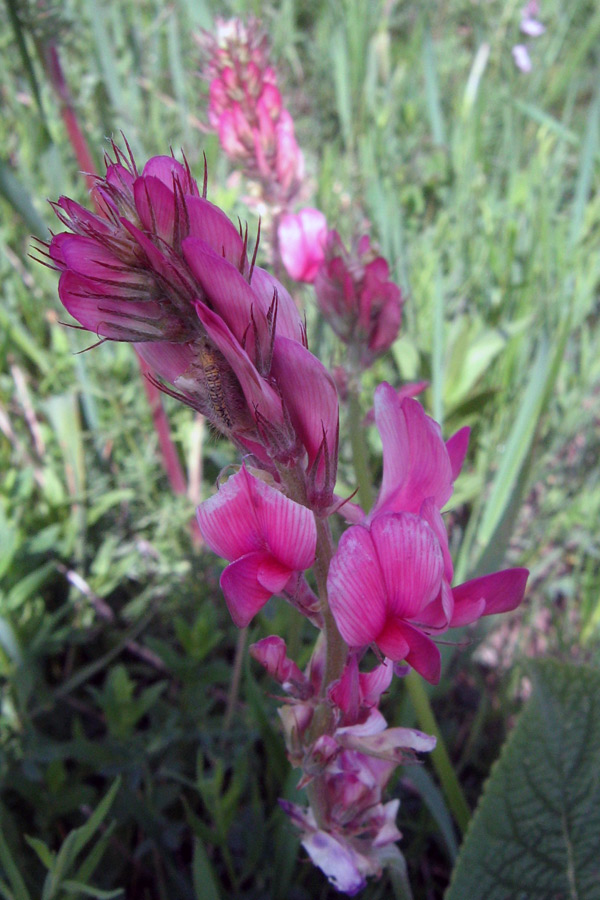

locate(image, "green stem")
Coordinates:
405 671 471 836
347 383 374 512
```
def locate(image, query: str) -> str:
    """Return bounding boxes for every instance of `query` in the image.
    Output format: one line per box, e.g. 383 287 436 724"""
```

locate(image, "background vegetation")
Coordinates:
1 0 599 897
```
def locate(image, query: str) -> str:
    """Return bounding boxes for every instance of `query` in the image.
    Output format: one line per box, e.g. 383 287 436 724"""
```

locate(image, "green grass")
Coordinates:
1 0 600 897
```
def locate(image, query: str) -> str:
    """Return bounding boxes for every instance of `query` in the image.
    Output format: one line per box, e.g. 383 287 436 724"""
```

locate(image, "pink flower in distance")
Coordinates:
196 466 317 626
278 208 328 282
328 383 528 683
200 18 304 202
314 232 403 367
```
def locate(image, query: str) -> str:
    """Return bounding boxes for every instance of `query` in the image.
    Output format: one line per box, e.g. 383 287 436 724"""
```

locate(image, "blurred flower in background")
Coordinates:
278 207 328 282
512 1 545 72
199 18 304 204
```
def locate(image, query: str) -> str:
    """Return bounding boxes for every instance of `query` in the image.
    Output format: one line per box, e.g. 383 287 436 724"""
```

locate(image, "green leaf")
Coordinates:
61 881 123 899
192 840 221 900
0 827 31 900
445 660 600 900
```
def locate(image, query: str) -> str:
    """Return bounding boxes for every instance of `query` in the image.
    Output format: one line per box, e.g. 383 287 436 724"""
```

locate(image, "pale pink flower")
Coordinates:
196 466 316 626
200 18 304 202
278 208 328 282
512 44 533 72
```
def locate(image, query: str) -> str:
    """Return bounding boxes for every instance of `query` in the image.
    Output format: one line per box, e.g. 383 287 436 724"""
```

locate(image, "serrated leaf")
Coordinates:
445 660 600 900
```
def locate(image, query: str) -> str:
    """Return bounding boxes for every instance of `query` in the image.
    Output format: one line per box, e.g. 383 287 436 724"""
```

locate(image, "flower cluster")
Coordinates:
199 18 304 203
252 640 435 895
43 128 528 894
278 210 403 370
512 1 546 73
43 144 338 508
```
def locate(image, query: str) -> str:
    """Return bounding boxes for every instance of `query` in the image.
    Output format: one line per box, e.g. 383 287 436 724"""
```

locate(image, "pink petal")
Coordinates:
249 266 305 343
271 337 339 471
220 552 281 626
419 498 453 581
134 176 176 244
338 724 436 759
379 620 441 683
512 44 532 72
197 466 316 572
134 341 194 383
278 208 327 282
451 567 528 626
375 618 410 661
183 237 267 345
359 660 394 707
197 468 265 560
328 525 387 647
249 636 309 693
446 426 470 480
241 468 316 570
58 272 165 340
373 387 453 516
370 513 444 620
185 195 246 270
520 17 545 37
53 236 139 283
301 831 367 896
141 155 195 191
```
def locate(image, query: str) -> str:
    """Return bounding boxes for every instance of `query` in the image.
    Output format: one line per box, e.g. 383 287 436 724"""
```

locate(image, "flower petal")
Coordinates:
184 237 265 343
328 525 387 647
134 175 176 243
446 426 470 481
220 552 279 626
185 195 246 270
370 513 444 620
451 568 528 626
373 385 453 516
249 266 305 343
271 336 339 474
377 620 441 683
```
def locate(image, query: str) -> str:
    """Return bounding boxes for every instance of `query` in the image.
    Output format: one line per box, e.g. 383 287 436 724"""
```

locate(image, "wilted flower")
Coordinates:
199 17 304 202
314 232 403 368
41 142 339 506
327 383 528 683
278 207 328 282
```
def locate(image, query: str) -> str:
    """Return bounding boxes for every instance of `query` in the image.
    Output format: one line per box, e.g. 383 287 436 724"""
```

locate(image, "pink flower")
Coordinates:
42 143 339 502
196 466 317 626
250 636 312 697
200 18 304 201
314 232 403 367
327 383 528 683
278 208 328 282
512 44 533 72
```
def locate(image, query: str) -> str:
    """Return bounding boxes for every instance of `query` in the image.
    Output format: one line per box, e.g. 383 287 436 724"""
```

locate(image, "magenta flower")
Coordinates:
314 232 403 367
278 208 328 282
196 466 317 626
43 143 339 504
327 383 528 683
200 18 304 202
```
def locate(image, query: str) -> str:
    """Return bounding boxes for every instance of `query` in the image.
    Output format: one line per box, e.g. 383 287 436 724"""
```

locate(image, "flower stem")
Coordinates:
404 671 471 836
347 382 374 512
